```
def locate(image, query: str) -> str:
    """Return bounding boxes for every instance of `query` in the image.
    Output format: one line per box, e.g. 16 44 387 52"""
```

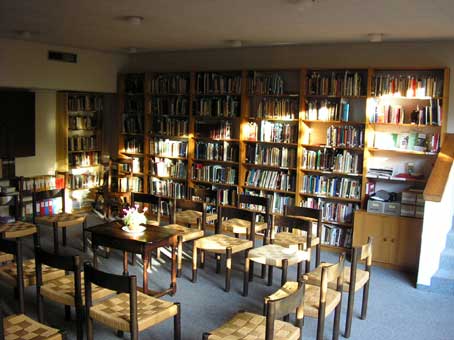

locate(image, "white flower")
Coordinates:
123 205 148 226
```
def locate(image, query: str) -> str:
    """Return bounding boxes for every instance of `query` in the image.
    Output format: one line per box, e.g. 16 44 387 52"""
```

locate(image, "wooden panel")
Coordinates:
396 217 422 271
56 93 68 171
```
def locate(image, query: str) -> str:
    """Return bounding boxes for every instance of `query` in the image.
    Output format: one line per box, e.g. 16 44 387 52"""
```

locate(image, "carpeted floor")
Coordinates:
2 213 454 340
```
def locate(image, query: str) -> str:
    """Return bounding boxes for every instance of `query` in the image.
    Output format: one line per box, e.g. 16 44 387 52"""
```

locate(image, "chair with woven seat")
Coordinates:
32 184 88 254
283 205 322 271
243 215 311 296
203 279 305 340
306 237 373 338
131 192 161 226
0 252 13 264
192 206 255 292
35 248 114 340
0 235 65 314
1 313 65 340
171 198 218 230
84 263 181 340
303 253 345 340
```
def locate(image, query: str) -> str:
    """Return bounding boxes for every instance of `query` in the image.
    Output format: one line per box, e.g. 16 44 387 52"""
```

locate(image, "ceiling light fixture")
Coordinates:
368 33 384 43
124 16 144 25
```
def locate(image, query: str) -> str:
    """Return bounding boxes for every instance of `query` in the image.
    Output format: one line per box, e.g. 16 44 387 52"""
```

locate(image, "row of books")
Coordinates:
250 97 299 119
195 142 239 162
21 176 65 192
68 173 101 190
68 95 103 112
369 99 442 126
373 131 440 153
151 74 189 94
68 135 97 152
304 99 351 121
243 190 295 214
124 74 144 93
321 225 352 248
372 74 442 97
245 169 296 192
34 198 63 217
301 175 361 200
150 159 187 179
149 179 186 199
69 151 100 167
196 73 242 95
124 137 144 154
118 176 143 193
149 139 188 158
69 116 96 130
248 72 286 95
200 121 232 140
194 97 241 117
326 125 364 148
153 97 188 115
192 164 237 184
122 114 144 134
302 149 362 174
246 144 297 168
307 71 365 97
154 118 189 137
125 96 145 113
301 197 359 224
131 157 143 173
247 121 298 143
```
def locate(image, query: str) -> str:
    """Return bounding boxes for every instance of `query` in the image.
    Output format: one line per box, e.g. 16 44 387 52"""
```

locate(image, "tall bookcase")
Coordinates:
117 67 449 254
57 92 104 211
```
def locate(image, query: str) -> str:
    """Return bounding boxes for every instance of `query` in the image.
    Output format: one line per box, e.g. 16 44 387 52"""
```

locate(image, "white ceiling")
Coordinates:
1 0 454 53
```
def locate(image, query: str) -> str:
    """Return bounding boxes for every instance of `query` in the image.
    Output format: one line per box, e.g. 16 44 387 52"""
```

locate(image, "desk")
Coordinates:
88 221 178 297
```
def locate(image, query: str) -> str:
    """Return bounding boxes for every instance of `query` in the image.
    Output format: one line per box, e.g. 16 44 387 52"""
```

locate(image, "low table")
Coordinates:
88 221 179 297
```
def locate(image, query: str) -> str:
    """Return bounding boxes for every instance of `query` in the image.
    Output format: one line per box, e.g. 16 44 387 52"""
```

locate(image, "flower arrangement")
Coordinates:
123 205 148 231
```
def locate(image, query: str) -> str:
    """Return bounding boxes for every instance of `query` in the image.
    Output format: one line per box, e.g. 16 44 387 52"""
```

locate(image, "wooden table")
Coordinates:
88 221 179 297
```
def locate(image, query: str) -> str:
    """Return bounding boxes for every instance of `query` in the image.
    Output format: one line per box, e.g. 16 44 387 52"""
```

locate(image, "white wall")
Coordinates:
128 40 454 132
418 164 454 286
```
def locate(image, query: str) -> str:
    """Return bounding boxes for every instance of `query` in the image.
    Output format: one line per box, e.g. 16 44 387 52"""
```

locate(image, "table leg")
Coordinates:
92 242 98 268
62 227 67 247
123 251 129 276
53 223 59 254
177 235 183 278
142 252 150 295
170 244 177 295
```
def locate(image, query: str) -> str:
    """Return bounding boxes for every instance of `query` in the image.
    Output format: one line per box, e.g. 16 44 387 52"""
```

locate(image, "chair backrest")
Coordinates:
191 186 219 215
131 192 161 225
83 263 138 335
264 281 305 340
284 205 322 237
319 253 345 309
219 206 256 239
170 198 206 229
238 194 271 225
272 215 312 250
349 237 373 293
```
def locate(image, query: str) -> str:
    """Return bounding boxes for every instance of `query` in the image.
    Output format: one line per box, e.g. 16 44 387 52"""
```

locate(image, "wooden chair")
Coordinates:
35 248 114 340
130 192 161 226
303 253 345 340
203 280 305 340
243 215 310 296
1 311 65 340
306 237 373 338
84 263 181 340
283 205 322 270
0 234 65 314
192 206 255 292
32 187 87 254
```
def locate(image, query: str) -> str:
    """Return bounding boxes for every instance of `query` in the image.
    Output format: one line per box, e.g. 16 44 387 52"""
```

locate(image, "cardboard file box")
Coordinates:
367 200 384 214
383 202 401 216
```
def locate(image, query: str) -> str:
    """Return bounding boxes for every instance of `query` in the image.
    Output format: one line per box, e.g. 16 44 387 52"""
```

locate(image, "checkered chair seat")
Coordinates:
306 263 370 292
304 283 342 318
0 251 13 263
40 272 115 306
161 224 204 242
3 314 63 340
89 291 178 332
274 231 319 249
222 218 267 234
205 311 300 340
0 259 65 287
35 213 86 227
0 221 37 238
247 244 309 267
175 210 217 225
194 234 253 254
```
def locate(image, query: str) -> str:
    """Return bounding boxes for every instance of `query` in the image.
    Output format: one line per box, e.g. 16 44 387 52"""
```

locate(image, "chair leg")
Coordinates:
177 236 183 278
361 281 370 320
117 330 124 338
225 248 232 292
76 307 84 340
64 305 71 321
249 261 255 281
53 223 59 254
297 261 303 280
82 220 88 253
345 289 356 338
261 264 266 279
200 250 205 269
216 254 221 274
243 254 250 297
174 302 181 340
267 266 274 286
333 301 342 340
316 314 325 340
192 245 198 283
281 259 288 287
86 315 94 340
37 293 44 323
62 227 67 247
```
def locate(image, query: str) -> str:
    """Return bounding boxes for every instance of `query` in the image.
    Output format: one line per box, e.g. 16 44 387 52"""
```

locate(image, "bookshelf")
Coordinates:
57 92 104 211
300 68 368 250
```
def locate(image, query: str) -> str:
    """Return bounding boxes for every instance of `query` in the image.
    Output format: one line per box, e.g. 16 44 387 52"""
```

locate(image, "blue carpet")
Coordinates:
2 213 454 340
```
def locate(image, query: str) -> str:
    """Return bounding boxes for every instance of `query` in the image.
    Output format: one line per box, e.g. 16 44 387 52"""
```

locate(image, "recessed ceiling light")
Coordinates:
124 16 144 25
368 33 384 43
